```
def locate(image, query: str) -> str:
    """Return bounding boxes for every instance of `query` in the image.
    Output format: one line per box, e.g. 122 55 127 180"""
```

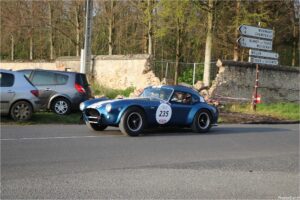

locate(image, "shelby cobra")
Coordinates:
80 85 218 136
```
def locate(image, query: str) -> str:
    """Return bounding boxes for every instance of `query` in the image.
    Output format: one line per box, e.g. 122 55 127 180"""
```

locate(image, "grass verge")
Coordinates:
222 103 300 121
1 112 82 125
91 83 135 99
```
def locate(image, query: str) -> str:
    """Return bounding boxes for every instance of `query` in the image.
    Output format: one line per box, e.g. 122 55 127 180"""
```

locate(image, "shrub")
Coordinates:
91 83 135 99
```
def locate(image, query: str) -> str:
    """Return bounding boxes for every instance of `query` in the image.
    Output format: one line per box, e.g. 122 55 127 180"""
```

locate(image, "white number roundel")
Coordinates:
155 103 172 124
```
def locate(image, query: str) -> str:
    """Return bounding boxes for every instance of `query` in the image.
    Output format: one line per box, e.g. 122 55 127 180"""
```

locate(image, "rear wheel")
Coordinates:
51 98 71 115
10 101 33 121
119 107 145 137
191 109 212 133
86 122 107 131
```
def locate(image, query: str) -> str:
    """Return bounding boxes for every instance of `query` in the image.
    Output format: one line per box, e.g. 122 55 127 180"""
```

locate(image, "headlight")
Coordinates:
105 104 112 112
79 102 85 111
200 96 205 102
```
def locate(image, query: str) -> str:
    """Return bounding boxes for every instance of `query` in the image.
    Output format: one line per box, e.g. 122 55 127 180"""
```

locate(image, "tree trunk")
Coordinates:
292 17 297 66
29 33 33 60
241 49 245 62
142 26 147 53
48 1 54 60
147 0 152 55
11 35 14 61
203 0 213 86
233 0 240 61
75 5 80 57
29 2 33 60
108 0 115 55
174 17 181 85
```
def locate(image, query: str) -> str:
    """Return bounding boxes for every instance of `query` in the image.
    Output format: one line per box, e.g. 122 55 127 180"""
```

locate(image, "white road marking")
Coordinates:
0 135 102 141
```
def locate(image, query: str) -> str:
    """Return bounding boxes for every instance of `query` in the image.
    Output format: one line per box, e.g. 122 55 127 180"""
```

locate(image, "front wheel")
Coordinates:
191 110 212 133
119 107 146 137
86 122 108 131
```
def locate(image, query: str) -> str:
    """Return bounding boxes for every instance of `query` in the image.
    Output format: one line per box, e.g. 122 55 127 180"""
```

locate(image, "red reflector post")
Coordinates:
254 95 261 104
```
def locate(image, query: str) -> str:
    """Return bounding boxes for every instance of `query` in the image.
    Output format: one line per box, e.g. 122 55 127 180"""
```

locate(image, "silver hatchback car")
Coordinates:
0 69 40 121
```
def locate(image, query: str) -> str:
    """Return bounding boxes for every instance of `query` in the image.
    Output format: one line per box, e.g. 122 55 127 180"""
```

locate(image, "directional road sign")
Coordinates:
249 56 278 65
239 25 273 40
249 49 279 59
237 36 272 51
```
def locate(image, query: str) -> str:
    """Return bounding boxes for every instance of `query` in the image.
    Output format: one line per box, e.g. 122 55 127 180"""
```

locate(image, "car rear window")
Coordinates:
24 75 35 87
76 74 89 86
20 70 32 78
55 73 69 85
0 72 15 87
32 71 56 85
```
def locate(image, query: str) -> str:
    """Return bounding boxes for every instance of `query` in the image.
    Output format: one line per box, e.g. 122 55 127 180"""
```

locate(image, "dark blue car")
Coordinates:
80 85 218 136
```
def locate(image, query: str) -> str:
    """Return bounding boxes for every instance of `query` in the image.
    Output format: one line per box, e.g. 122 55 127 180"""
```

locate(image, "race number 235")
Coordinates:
159 110 169 117
155 103 172 124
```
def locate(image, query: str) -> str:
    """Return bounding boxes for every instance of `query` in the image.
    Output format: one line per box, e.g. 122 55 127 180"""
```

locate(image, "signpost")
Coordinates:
237 36 273 51
249 57 279 65
237 24 279 111
239 25 273 40
249 49 279 59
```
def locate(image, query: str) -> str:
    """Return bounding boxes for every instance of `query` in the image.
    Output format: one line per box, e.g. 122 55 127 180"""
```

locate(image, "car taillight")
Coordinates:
31 90 39 97
75 83 86 93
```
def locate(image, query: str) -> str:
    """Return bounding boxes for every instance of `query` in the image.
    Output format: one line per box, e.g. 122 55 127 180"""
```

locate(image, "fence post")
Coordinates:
192 63 196 85
161 63 164 80
165 62 169 79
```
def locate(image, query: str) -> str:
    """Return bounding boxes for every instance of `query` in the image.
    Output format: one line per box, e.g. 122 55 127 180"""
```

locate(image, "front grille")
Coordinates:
85 108 101 124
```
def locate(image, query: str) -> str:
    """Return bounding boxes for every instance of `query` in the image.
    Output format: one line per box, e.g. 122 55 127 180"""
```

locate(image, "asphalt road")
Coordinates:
1 124 299 199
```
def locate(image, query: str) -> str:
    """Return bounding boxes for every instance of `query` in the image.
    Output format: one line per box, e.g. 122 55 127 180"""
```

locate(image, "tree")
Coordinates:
156 0 191 84
107 0 116 55
203 0 214 86
0 0 298 68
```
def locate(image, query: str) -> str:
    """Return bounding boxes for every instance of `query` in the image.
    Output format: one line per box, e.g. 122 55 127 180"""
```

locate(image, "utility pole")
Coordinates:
251 64 259 111
82 0 93 75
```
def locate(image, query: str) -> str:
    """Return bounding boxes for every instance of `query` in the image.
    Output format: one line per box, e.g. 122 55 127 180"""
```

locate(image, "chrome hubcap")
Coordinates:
54 101 68 114
127 112 142 132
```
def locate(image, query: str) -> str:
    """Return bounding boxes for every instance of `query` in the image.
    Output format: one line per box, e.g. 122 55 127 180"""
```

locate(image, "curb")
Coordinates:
242 121 300 124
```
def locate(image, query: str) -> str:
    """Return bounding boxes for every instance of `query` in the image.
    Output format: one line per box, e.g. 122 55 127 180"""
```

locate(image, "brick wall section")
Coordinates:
210 60 300 103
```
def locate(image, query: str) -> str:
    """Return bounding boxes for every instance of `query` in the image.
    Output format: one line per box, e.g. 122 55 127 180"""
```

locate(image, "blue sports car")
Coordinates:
80 85 218 136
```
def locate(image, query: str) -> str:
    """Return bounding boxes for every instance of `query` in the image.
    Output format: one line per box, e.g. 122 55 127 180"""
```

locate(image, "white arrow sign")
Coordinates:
249 57 278 65
239 25 273 40
249 49 279 59
238 36 272 51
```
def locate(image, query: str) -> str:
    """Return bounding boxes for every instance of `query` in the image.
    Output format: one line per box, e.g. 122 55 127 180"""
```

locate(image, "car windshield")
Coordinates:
140 87 173 101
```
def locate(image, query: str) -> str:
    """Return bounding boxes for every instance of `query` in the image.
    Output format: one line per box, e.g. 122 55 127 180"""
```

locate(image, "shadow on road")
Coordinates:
142 125 293 137
99 125 293 137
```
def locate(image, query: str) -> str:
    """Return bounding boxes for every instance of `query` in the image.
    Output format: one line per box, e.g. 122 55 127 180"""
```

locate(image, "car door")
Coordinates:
169 91 193 125
0 72 16 114
30 71 57 108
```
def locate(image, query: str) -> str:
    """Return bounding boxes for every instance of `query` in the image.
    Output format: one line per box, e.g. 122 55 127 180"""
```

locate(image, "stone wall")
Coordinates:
210 60 300 103
0 61 56 70
92 55 160 89
0 54 160 89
